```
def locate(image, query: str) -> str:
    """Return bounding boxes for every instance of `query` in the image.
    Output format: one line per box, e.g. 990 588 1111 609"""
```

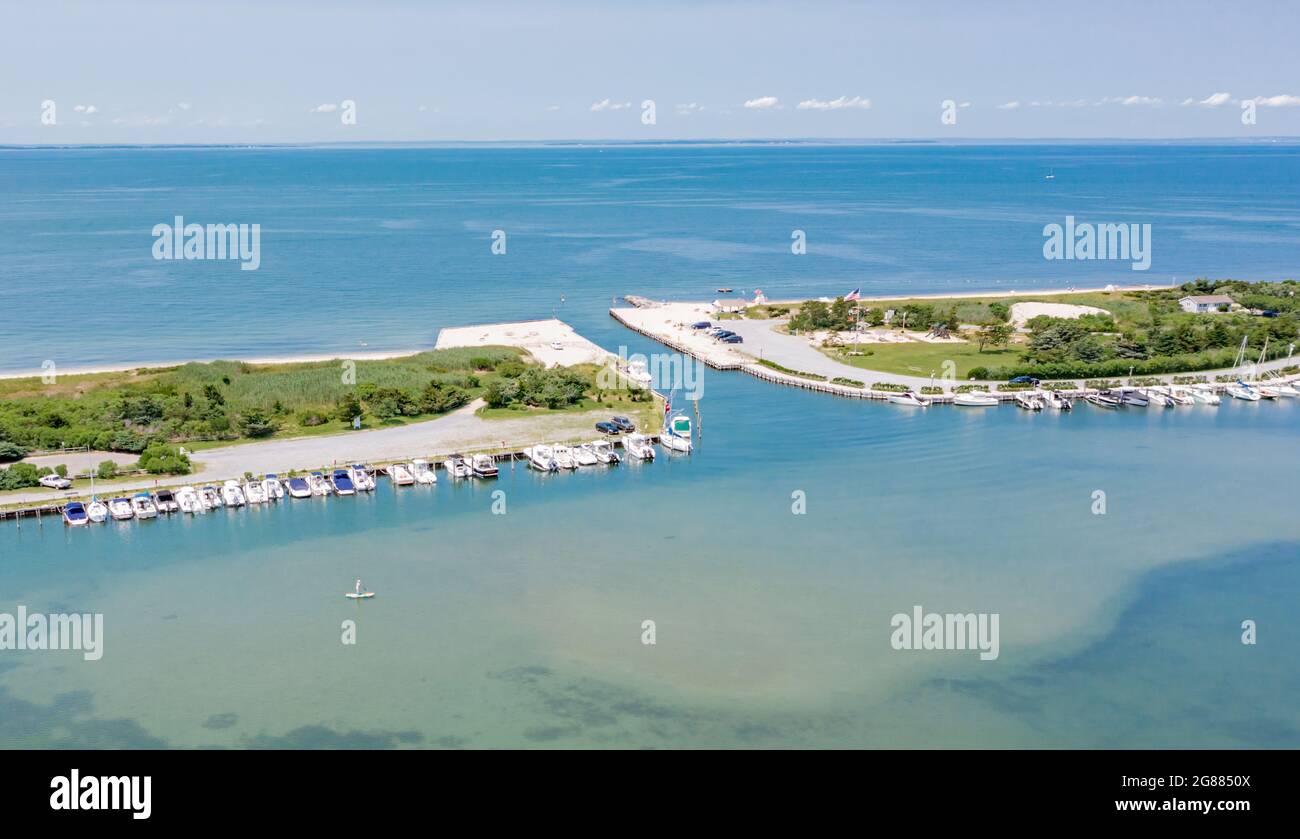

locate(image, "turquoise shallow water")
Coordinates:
1 144 1298 747
2 371 1298 748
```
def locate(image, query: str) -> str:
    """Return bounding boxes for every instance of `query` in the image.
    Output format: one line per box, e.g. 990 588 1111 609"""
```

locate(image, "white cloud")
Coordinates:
1249 94 1300 107
796 95 871 111
73 104 97 114
1183 92 1232 107
1119 95 1162 106
675 102 705 115
177 102 192 111
996 100 1020 110
545 104 561 112
589 98 631 112
743 96 779 110
310 103 339 113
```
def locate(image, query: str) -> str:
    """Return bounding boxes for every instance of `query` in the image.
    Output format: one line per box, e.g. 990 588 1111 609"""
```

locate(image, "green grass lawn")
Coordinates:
823 340 1025 378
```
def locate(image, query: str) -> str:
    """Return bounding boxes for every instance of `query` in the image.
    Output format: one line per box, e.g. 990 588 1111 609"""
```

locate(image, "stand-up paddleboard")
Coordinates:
345 592 375 599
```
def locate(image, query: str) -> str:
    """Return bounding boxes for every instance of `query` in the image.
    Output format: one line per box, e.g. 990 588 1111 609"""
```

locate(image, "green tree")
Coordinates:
977 323 1013 352
96 460 119 479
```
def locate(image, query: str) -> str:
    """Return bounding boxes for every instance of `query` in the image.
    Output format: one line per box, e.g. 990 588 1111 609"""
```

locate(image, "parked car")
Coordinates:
39 473 73 490
610 416 636 432
721 335 744 344
690 321 712 329
595 421 621 435
1008 375 1040 385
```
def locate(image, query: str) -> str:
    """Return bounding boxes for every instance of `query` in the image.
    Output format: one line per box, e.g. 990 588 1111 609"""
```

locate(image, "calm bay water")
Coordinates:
1 144 1298 748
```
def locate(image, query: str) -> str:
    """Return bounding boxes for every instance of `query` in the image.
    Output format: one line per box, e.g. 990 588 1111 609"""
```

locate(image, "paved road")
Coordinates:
722 319 1300 390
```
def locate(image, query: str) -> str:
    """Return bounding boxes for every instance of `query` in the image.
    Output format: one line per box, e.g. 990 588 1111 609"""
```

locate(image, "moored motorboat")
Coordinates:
1014 392 1044 411
221 480 246 507
285 476 313 498
1120 389 1149 407
198 486 223 510
1042 390 1073 410
552 445 578 470
131 492 159 519
410 459 437 484
108 497 134 520
624 434 656 461
263 474 285 500
349 465 376 491
331 469 356 495
153 489 179 513
244 478 268 504
1145 388 1175 408
887 390 930 407
1160 386 1194 406
952 391 998 407
588 439 621 464
388 462 415 486
661 414 694 452
444 455 474 478
62 501 89 526
175 486 202 514
470 453 499 477
1084 392 1121 409
525 445 558 472
307 472 332 495
572 445 599 467
1185 385 1221 405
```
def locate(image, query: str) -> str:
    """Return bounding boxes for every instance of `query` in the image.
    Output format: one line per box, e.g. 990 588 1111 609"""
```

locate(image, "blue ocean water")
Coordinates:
1 143 1299 372
1 144 1298 748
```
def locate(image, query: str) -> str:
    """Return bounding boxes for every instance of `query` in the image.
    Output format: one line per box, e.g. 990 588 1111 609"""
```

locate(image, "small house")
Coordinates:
1178 294 1233 314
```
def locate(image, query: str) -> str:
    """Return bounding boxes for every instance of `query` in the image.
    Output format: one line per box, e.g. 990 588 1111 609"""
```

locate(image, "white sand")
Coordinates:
1008 302 1108 328
611 303 753 367
435 318 612 367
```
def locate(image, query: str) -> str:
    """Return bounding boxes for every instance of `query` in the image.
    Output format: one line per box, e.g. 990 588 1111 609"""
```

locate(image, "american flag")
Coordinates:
845 287 861 301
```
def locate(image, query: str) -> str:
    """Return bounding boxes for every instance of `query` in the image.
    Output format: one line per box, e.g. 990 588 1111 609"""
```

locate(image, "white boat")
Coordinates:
1084 392 1121 409
263 474 285 500
388 462 415 486
1145 388 1175 408
552 445 578 470
1254 384 1281 399
1014 392 1044 411
952 391 998 407
330 469 356 496
470 453 499 477
221 480 246 507
199 486 223 509
1226 381 1261 401
86 498 109 523
626 359 653 388
307 472 332 496
108 497 134 520
573 445 599 467
1260 380 1300 397
661 414 694 452
1120 390 1149 407
588 439 621 465
1042 390 1073 411
176 486 202 514
62 501 90 527
285 476 313 498
1184 385 1221 405
887 390 929 407
244 479 268 504
349 465 376 491
131 493 159 519
1160 386 1194 406
444 455 474 478
525 445 558 472
624 434 656 461
410 459 438 484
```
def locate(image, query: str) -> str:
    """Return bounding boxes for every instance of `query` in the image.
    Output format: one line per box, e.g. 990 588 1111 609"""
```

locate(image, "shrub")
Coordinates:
0 441 27 463
96 460 118 479
136 444 192 475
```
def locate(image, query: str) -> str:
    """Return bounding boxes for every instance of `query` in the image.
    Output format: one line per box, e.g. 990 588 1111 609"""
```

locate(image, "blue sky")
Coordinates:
3 0 1299 143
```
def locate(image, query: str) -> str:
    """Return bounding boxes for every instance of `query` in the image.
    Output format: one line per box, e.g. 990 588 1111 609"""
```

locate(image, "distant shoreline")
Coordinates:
0 348 431 382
